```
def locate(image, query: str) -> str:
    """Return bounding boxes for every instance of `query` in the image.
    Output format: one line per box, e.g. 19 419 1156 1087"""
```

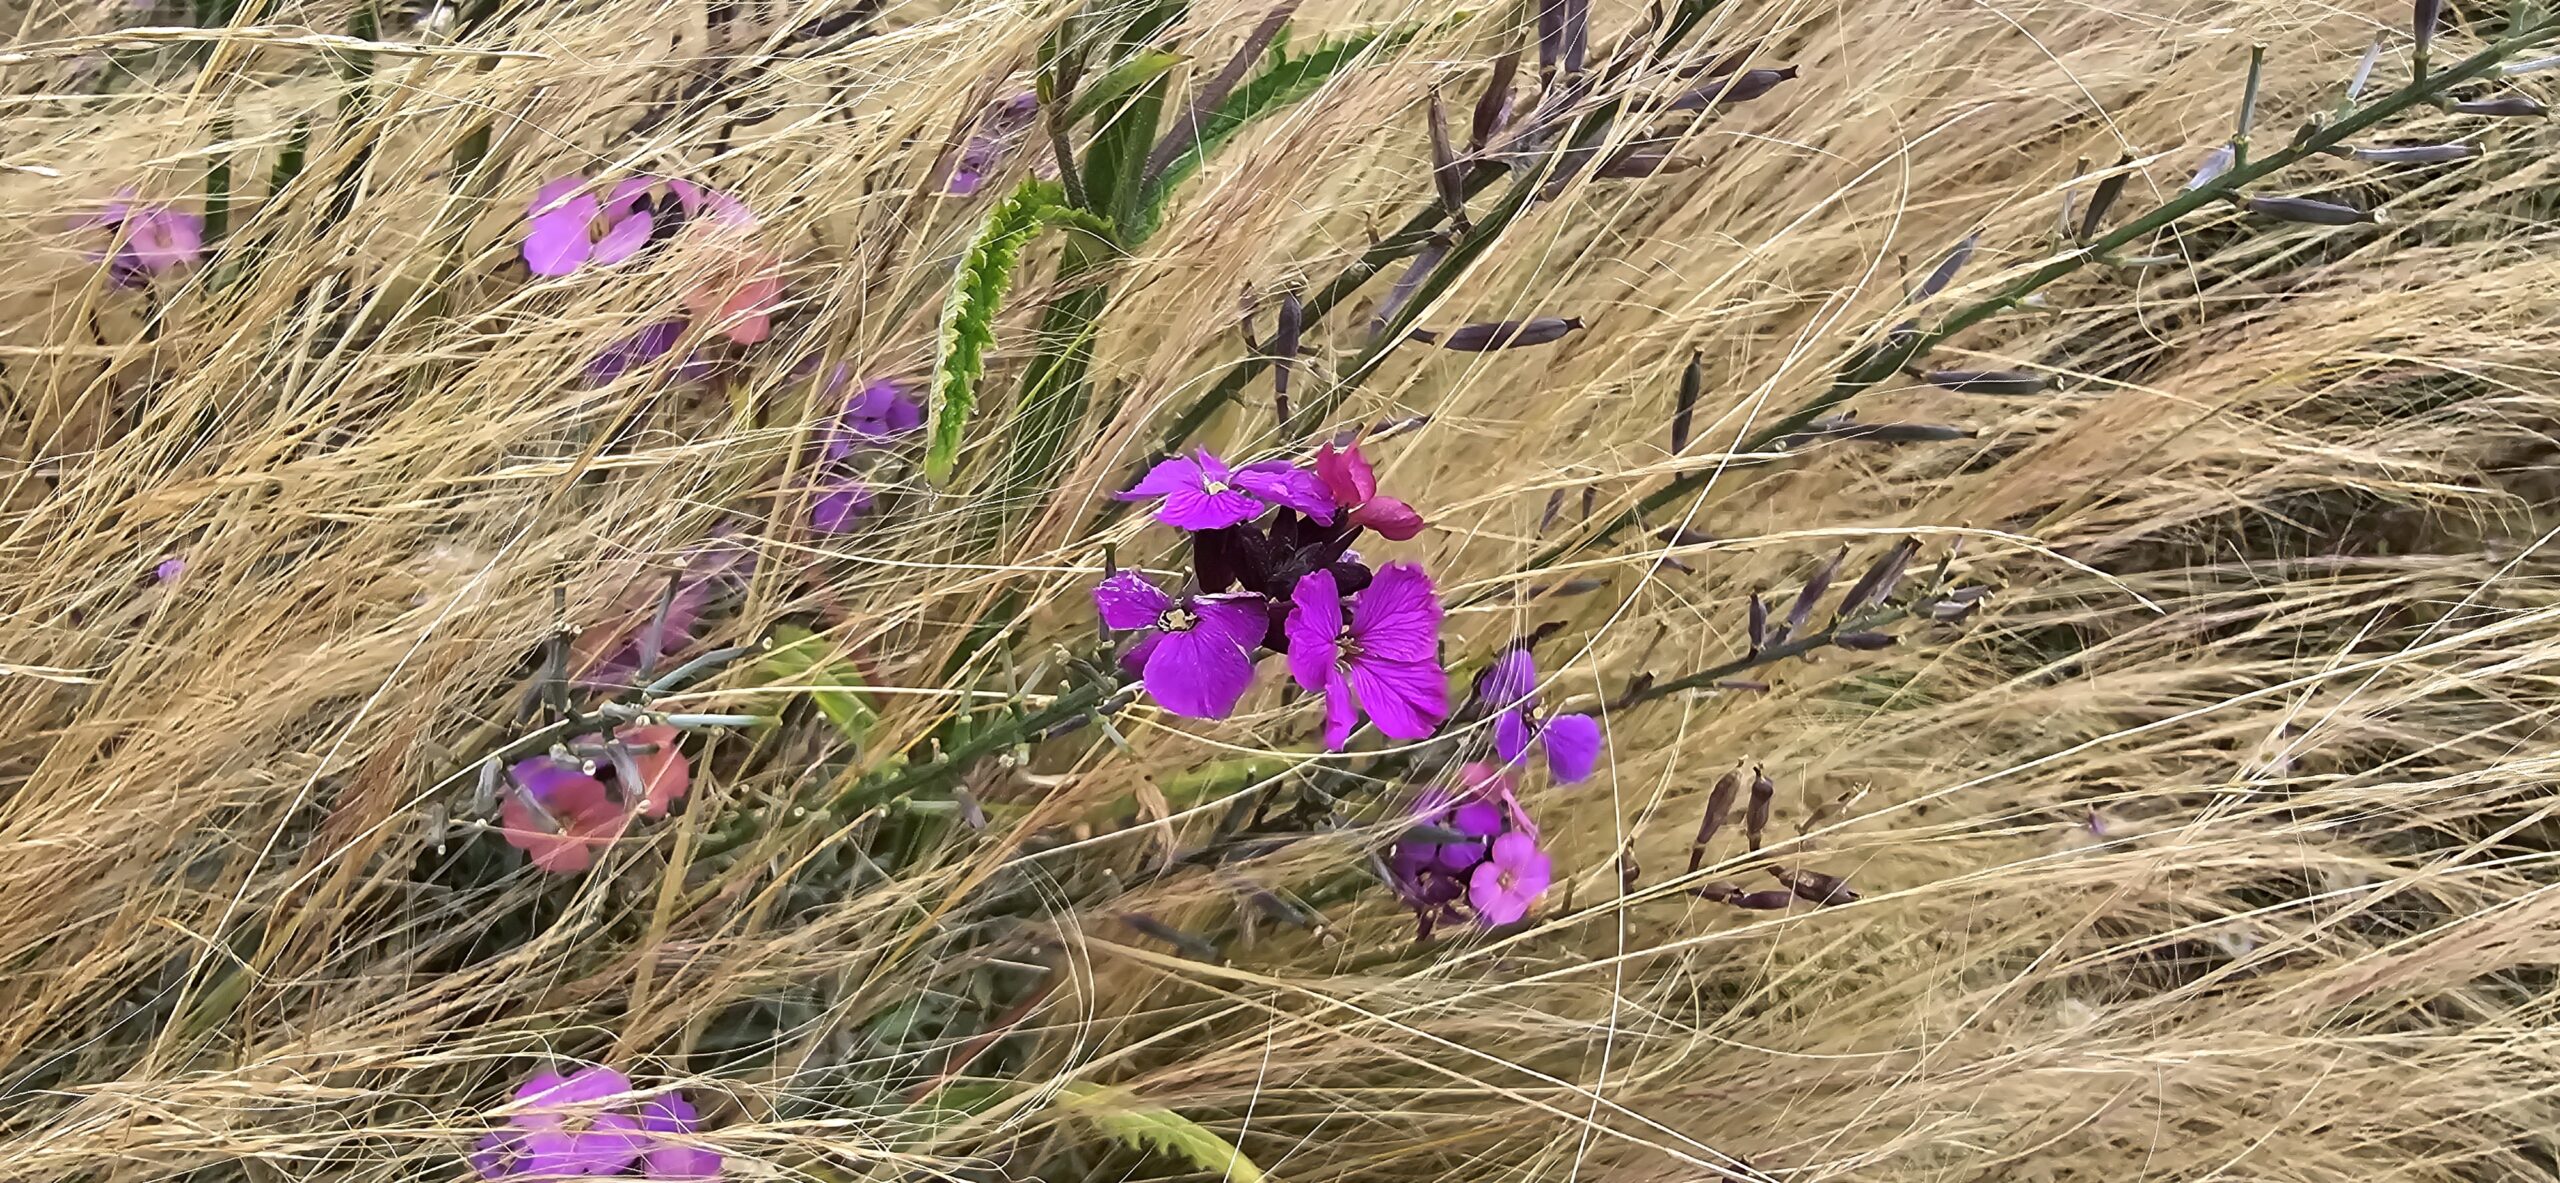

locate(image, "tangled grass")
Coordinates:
8 0 2560 1179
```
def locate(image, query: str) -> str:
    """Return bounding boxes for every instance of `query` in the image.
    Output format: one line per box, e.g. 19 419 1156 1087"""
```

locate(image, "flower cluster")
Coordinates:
472 1066 719 1180
499 721 691 874
1390 764 1552 932
520 174 784 381
1098 440 1444 747
807 367 924 533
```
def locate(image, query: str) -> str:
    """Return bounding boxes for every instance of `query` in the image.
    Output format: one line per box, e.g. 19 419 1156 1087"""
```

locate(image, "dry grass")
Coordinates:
7 0 2560 1179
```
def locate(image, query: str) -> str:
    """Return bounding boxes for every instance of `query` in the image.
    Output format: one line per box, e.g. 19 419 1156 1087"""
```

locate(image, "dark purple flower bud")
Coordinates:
1834 631 1897 650
2415 0 2440 61
1776 868 1858 906
1470 50 1520 150
1427 89 1466 217
1690 768 1741 872
1779 548 1846 644
1670 350 1703 453
1912 233 1977 302
2187 144 2235 190
1746 590 1768 654
1924 369 2047 395
2454 95 2548 116
1669 66 1798 110
1417 316 1584 351
1732 889 1796 910
2243 195 2378 225
2349 142 2480 163
1838 538 1918 615
1745 766 1774 851
1538 487 1567 533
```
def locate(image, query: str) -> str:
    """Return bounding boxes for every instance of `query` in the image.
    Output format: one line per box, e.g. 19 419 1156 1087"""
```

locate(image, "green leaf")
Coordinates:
1069 49 1188 127
1139 19 1442 226
926 179 1066 485
1053 1083 1268 1183
755 625 879 744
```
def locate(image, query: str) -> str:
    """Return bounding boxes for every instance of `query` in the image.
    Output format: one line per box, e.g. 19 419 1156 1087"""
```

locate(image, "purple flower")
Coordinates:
637 1094 722 1181
1119 450 1335 530
948 92 1041 196
74 199 203 286
153 555 185 583
586 319 690 384
811 479 877 533
1477 649 1602 783
1285 562 1448 749
1094 571 1268 719
823 374 924 458
523 175 751 278
473 1066 646 1179
1467 831 1552 925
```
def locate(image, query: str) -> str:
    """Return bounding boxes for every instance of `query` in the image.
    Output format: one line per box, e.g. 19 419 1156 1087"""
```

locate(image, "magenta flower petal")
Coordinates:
471 1132 522 1179
1349 562 1442 664
520 1066 633 1109
1493 708 1534 765
1285 570 1344 693
587 319 687 384
1315 442 1378 506
1121 454 1206 499
811 482 876 533
1496 831 1552 895
1191 592 1270 650
524 177 599 276
1093 571 1175 631
1317 670 1359 749
1478 649 1536 707
1348 657 1446 740
1352 497 1427 540
602 176 659 221
1541 713 1602 783
126 210 204 273
637 1094 699 1135
1157 483 1265 531
591 207 656 266
1121 630 1164 675
1142 623 1256 719
1468 863 1530 925
1234 461 1336 524
1451 800 1502 837
646 1142 724 1181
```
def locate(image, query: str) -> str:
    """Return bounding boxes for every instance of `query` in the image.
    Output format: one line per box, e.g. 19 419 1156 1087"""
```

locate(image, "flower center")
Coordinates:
1201 479 1232 495
1159 605 1198 633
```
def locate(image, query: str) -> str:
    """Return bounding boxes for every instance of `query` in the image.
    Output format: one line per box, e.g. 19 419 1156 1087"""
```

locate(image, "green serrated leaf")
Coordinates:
926 179 1064 485
1070 48 1188 126
1053 1083 1268 1183
755 625 879 743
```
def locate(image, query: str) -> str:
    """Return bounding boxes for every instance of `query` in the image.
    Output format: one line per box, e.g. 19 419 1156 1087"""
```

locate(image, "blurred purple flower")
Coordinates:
1477 649 1602 783
586 320 691 384
74 198 203 287
811 479 877 533
523 175 751 278
1467 831 1552 925
1119 449 1333 530
472 1066 646 1180
1094 570 1267 719
823 374 924 458
637 1093 722 1181
1285 562 1447 749
153 555 185 583
948 92 1040 196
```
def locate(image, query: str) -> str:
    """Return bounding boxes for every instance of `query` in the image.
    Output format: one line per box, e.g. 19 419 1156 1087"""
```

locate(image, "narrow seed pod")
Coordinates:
1783 548 1849 642
1838 538 1919 615
1535 0 1564 72
1272 289 1302 422
1471 50 1520 150
1579 485 1596 520
1427 89 1466 220
1690 768 1743 872
2350 143 2480 163
1657 526 1715 546
2454 95 2548 116
2186 144 2235 190
2348 36 2383 99
1559 0 1590 73
2077 155 2134 242
2415 0 2440 61
1732 889 1797 910
1595 148 1697 178
1694 881 1745 904
1538 487 1568 533
1428 316 1586 351
1118 913 1222 963
1671 350 1704 453
1529 576 1610 597
2504 52 2560 76
1835 631 1899 650
1746 766 1775 851
1925 369 2047 395
1372 240 1450 339
1823 421 1976 443
1746 590 1769 654
1669 66 1799 109
1912 233 1977 302
2243 195 2378 225
1777 868 1859 906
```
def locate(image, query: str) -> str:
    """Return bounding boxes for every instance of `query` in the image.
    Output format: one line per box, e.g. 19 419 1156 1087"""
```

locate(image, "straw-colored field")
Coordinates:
8 0 2560 1179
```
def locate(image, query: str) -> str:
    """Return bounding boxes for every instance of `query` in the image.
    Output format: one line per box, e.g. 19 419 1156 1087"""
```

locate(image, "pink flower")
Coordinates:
472 1066 646 1179
1093 571 1269 719
1467 831 1553 925
1285 562 1448 749
498 759 629 874
74 198 203 287
1314 441 1426 540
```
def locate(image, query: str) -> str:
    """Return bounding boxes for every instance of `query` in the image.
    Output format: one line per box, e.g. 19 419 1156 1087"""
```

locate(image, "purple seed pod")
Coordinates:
1536 0 1564 73
1745 766 1774 851
1236 286 1265 352
2186 144 2235 191
2505 53 2560 76
2243 195 2378 225
1834 631 1898 650
1372 239 1450 339
1690 768 1743 872
1619 850 1640 892
1470 50 1520 150
1579 484 1596 521
2349 143 2480 163
1671 350 1703 453
1781 547 1847 644
1422 316 1585 351
1694 881 1745 904
1427 89 1465 217
1595 148 1697 179
1838 538 1919 615
1746 590 1769 654
2077 155 2133 242
1529 576 1609 597
1925 369 2047 395
1538 487 1567 533
1669 66 1798 110
1717 678 1769 692
1273 289 1302 420
2454 95 2548 116
1912 233 1977 302
951 784 989 830
2349 37 2383 99
1930 585 1992 623
1731 889 1796 910
1559 0 1589 74
2415 0 2440 61
1656 526 1714 546
1776 868 1858 906
1820 421 1977 443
